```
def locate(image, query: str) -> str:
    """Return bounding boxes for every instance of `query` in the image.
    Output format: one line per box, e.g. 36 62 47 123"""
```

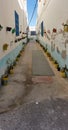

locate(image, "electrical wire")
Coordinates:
29 0 38 25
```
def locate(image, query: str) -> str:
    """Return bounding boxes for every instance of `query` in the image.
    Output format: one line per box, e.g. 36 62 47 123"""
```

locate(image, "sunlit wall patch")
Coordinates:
18 0 23 10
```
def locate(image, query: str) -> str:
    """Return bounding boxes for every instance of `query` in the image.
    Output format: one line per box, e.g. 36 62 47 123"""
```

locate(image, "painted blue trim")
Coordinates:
0 41 25 78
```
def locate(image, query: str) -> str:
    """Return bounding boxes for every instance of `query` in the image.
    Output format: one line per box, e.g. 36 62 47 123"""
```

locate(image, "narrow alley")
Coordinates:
0 0 68 129
0 40 68 130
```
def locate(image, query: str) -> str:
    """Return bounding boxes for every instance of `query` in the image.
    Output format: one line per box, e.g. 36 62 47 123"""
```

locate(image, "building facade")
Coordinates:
0 0 28 78
36 0 68 70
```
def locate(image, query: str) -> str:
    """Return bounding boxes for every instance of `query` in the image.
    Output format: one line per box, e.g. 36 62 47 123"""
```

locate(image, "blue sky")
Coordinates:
27 0 37 26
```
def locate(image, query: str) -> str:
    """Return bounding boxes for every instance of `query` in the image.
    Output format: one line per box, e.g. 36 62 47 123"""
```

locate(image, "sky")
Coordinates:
27 0 38 27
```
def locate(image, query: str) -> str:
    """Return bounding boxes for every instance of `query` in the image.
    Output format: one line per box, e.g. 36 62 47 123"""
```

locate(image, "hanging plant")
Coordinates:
3 43 8 51
64 24 68 32
12 28 16 34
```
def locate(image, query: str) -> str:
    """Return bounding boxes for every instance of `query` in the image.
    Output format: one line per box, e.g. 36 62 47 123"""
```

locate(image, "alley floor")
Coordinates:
0 40 68 130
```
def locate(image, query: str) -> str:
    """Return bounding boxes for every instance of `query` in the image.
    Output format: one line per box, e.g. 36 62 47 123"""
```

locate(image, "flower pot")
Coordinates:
54 64 58 69
1 75 8 86
45 48 47 52
3 44 8 51
49 56 53 61
20 52 22 55
46 52 51 57
17 53 21 58
57 65 60 71
60 72 66 78
9 69 14 74
13 61 16 66
51 58 55 63
16 57 19 61
64 24 68 32
12 28 16 34
66 71 68 77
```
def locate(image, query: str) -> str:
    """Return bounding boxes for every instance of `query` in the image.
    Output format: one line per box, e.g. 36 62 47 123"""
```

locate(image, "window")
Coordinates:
15 11 19 36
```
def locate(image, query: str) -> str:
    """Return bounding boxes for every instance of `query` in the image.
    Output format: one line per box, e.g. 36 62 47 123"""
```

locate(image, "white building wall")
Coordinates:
37 0 68 31
36 0 68 69
0 0 28 78
0 0 27 58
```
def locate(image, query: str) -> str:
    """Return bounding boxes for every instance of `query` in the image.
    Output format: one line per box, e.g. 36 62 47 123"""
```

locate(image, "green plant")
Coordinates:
12 28 16 34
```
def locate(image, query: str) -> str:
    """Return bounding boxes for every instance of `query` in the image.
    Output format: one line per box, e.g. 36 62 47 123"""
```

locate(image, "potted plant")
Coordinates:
13 60 16 66
1 74 8 86
60 68 66 78
11 28 16 34
9 65 14 74
16 57 19 62
57 64 60 71
64 24 68 32
9 68 14 74
3 43 8 51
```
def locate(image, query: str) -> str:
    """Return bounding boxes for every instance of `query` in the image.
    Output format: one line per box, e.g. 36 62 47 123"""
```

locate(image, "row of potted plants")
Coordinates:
15 37 27 43
1 45 26 86
39 43 68 78
46 50 68 78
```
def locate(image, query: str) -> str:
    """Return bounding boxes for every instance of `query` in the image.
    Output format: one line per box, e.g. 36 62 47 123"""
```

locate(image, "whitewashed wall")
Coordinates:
0 0 27 58
0 0 28 78
36 0 68 68
37 0 68 31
